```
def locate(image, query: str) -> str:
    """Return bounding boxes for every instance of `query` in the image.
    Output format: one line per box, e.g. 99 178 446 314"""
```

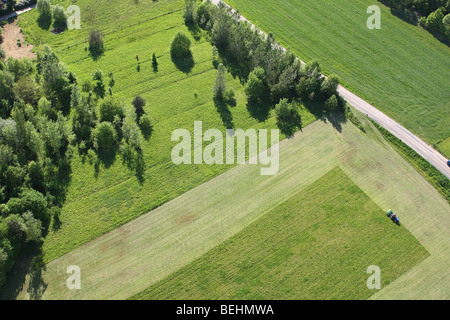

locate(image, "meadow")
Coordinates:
6 0 448 300
226 0 450 146
132 167 428 300
15 0 317 264
10 118 449 300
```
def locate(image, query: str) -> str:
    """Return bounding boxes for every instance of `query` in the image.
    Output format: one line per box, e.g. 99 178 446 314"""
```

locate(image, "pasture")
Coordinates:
14 0 316 264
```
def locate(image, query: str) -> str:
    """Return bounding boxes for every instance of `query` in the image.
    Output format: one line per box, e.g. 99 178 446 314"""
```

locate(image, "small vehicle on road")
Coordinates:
447 160 450 167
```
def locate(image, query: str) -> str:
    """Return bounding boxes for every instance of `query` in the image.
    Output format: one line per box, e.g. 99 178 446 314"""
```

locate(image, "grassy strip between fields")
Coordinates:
131 167 428 300
344 104 366 133
371 120 450 203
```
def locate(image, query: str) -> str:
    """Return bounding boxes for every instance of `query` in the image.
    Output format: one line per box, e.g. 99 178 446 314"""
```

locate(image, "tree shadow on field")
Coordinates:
0 246 47 300
89 46 105 62
141 124 153 141
302 97 347 133
51 209 62 231
302 98 325 119
214 96 234 129
377 0 418 26
216 48 251 85
276 113 302 137
51 157 72 208
186 21 202 42
246 95 272 122
26 254 48 300
121 145 146 185
320 108 347 134
96 144 119 172
171 52 195 74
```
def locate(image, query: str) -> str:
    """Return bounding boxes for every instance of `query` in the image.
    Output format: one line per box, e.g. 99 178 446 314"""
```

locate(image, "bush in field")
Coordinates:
99 97 125 124
37 0 52 28
425 8 445 34
444 14 450 38
37 0 51 18
92 121 117 151
213 64 227 100
324 94 339 111
274 98 301 136
170 32 191 59
92 69 105 98
132 95 146 121
122 108 142 151
88 29 104 55
52 5 68 30
0 46 5 60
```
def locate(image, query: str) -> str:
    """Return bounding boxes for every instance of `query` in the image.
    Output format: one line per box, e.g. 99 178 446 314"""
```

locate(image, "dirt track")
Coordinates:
1 20 35 60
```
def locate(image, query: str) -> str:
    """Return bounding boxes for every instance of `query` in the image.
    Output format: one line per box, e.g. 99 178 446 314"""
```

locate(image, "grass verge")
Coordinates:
371 120 450 203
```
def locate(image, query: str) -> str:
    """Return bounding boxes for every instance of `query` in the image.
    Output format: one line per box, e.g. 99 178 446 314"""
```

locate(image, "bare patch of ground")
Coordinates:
1 19 35 60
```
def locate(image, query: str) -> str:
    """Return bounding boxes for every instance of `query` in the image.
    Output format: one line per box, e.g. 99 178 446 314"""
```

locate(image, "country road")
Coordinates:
338 86 450 179
212 0 450 179
0 4 36 22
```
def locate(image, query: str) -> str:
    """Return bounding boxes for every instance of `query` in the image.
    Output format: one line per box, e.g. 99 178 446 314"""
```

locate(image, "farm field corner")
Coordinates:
132 167 428 300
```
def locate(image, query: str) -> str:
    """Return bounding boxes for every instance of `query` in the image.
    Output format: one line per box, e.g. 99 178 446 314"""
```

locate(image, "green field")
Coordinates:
9 119 450 300
437 137 450 158
132 167 428 300
226 0 450 146
5 0 449 300
15 0 317 264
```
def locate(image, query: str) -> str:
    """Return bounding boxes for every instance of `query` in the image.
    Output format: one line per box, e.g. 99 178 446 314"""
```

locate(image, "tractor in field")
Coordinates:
386 209 400 225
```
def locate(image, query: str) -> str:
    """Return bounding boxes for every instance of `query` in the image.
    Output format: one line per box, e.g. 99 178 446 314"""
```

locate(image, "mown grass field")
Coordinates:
10 119 449 300
132 167 428 300
226 0 450 146
15 0 317 264
7 0 448 300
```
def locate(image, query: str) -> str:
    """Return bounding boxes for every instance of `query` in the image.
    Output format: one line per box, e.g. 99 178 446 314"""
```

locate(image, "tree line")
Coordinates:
381 0 450 42
184 0 343 134
0 45 151 289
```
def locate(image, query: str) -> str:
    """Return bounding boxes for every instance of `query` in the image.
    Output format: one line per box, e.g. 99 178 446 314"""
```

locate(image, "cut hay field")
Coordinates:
12 0 317 265
226 0 450 146
132 167 428 300
11 118 450 300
